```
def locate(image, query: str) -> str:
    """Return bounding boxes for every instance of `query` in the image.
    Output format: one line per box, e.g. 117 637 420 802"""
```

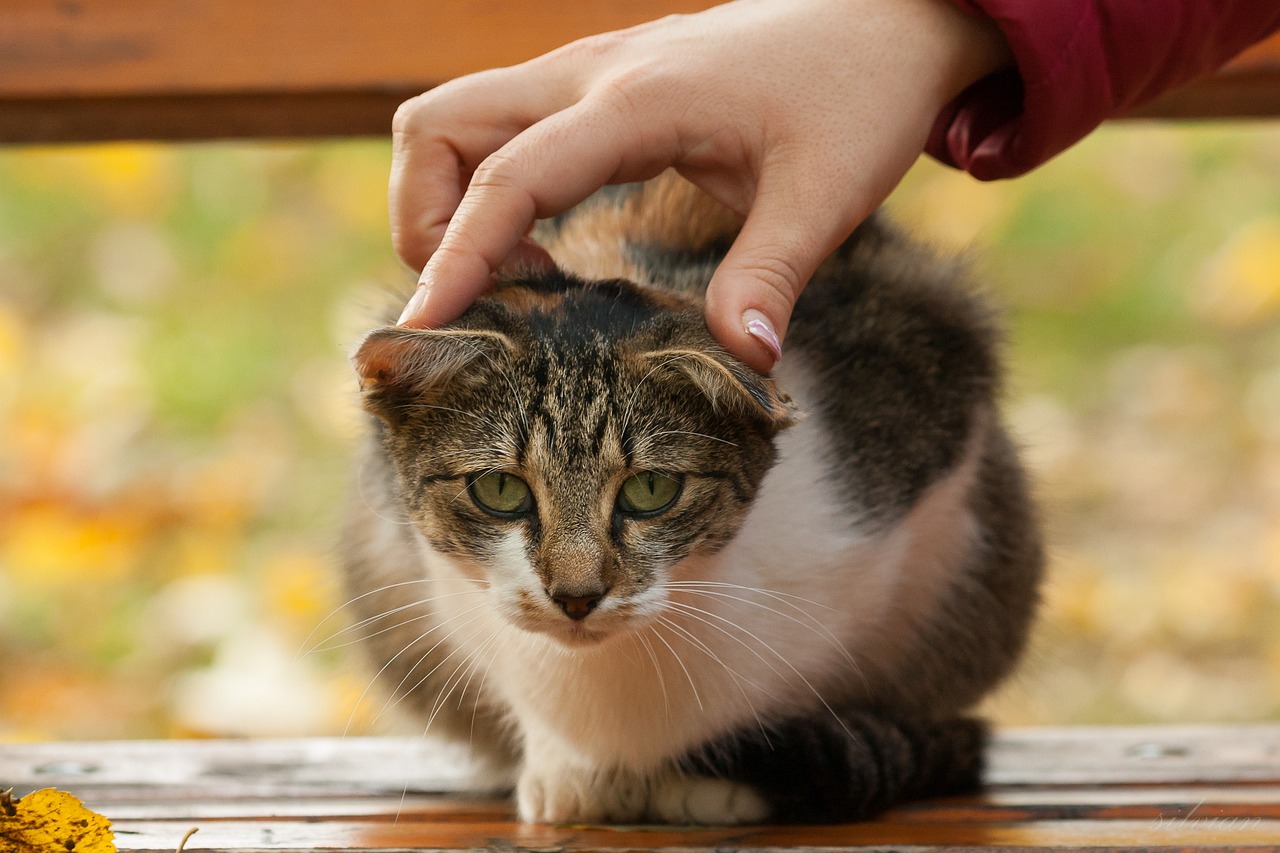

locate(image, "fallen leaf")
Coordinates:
0 788 116 853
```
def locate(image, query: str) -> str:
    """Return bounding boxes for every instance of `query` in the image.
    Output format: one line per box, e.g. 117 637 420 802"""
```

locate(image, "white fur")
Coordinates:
406 355 984 822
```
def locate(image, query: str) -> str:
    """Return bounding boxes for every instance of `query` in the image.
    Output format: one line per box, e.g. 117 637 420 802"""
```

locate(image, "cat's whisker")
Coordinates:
460 336 529 442
635 429 738 449
661 602 789 689
666 583 858 669
448 463 505 505
666 580 838 613
425 623 505 732
630 632 672 722
398 401 490 424
344 600 491 736
645 620 703 712
467 625 511 746
618 356 674 439
653 615 771 743
373 604 495 726
298 577 485 658
664 599 855 741
307 590 489 655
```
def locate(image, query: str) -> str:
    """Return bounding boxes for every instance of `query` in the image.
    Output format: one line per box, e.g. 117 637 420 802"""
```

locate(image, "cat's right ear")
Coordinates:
352 326 514 424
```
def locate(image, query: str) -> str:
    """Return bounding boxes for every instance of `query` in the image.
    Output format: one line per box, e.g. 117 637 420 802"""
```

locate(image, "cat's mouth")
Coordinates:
513 610 629 648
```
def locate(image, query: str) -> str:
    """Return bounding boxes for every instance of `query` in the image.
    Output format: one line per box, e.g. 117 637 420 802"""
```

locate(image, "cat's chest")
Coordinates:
480 602 832 769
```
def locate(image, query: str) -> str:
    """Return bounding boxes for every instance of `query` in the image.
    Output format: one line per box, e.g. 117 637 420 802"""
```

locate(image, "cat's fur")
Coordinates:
342 173 1042 824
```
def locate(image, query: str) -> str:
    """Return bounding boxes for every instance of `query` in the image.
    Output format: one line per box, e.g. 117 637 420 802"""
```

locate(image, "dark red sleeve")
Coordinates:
926 0 1280 179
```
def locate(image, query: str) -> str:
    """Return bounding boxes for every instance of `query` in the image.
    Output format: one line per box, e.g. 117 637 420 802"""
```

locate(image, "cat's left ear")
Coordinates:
641 348 800 431
352 326 515 423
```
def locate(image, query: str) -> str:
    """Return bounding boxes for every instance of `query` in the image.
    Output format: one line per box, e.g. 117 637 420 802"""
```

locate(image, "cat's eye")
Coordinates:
468 472 533 517
617 471 682 518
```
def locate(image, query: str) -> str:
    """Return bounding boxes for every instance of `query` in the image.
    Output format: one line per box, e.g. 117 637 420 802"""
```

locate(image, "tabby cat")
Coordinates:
342 173 1042 824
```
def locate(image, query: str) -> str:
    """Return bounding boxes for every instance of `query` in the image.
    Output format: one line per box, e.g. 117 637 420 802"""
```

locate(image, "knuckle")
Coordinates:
469 149 524 193
737 251 808 306
553 29 628 64
391 92 430 136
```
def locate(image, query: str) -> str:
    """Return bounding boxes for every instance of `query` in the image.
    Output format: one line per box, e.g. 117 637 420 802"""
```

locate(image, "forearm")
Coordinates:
928 0 1280 178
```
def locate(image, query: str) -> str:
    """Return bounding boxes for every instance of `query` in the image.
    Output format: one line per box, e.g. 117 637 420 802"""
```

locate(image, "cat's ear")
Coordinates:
352 326 514 422
641 348 799 431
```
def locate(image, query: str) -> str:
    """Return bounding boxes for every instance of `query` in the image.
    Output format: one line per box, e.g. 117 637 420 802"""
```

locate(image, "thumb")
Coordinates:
704 185 858 373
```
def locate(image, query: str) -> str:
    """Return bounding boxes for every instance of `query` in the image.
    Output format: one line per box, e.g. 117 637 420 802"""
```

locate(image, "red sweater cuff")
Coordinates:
927 0 1280 180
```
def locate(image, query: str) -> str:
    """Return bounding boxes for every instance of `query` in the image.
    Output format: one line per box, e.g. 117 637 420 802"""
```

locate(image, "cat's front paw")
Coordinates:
517 764 646 824
652 775 770 825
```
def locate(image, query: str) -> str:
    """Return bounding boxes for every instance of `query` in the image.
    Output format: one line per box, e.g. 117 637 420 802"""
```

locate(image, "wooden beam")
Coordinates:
0 1 1276 145
1126 32 1280 119
0 0 720 144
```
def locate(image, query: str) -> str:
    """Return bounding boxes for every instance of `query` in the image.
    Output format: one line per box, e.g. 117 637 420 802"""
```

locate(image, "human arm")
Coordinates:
929 0 1280 177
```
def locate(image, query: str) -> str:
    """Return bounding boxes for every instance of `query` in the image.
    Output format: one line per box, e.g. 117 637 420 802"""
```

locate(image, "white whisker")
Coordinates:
298 577 485 658
655 615 771 742
374 604 494 726
344 600 490 735
305 589 488 655
664 599 854 740
667 583 857 669
645 621 703 712
631 632 671 722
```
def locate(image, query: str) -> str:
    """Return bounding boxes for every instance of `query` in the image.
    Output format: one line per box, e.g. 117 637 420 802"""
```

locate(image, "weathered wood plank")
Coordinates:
0 3 1276 144
103 815 1280 851
4 727 1280 851
7 725 1278 801
0 0 719 144
0 0 721 97
988 724 1280 786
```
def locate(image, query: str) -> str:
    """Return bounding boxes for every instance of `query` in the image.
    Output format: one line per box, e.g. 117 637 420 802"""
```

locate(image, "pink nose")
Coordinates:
553 594 603 621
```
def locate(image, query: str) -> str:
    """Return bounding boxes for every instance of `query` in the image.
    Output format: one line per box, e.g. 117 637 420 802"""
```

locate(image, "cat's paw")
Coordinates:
652 775 770 825
517 764 646 824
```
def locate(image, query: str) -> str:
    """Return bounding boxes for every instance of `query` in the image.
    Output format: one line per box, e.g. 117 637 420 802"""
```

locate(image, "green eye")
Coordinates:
468 472 533 517
618 471 682 517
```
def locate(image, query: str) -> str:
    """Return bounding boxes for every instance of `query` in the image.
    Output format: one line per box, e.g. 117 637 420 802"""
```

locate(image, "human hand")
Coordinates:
390 0 1009 371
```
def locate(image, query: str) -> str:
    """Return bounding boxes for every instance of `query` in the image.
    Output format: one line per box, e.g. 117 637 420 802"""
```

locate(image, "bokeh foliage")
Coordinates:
1 124 1278 740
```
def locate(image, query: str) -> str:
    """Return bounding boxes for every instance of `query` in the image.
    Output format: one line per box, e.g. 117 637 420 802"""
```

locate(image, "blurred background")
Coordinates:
1 123 1278 741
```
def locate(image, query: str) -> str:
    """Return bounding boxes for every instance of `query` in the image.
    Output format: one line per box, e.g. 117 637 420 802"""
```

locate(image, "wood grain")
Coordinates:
2 726 1279 852
0 2 1276 144
0 0 719 144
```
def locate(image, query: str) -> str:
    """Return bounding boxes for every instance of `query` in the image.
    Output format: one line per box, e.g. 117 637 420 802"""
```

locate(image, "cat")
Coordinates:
341 172 1043 825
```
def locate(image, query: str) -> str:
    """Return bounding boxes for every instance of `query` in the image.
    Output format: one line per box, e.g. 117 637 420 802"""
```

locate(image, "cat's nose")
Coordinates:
552 592 604 621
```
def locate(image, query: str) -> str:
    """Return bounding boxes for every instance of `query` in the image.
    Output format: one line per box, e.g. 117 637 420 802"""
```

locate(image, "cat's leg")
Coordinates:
688 712 986 823
517 731 654 823
517 729 768 824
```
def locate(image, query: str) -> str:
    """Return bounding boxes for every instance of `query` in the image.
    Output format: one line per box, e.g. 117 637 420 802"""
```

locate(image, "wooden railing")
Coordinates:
0 1 1276 145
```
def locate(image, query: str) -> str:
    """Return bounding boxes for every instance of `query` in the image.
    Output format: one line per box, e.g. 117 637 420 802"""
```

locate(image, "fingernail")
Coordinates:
743 308 782 362
397 282 429 326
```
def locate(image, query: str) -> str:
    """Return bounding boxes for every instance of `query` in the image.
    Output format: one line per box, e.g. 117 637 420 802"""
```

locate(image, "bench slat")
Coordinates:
2 726 1279 851
0 2 1277 144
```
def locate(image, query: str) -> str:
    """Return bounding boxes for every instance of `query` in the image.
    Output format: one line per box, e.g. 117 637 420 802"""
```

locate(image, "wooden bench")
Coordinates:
0 1 1278 144
4 726 1280 850
3 3 1279 851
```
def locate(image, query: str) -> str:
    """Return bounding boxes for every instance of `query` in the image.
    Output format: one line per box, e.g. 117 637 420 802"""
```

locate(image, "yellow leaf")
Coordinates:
0 788 116 853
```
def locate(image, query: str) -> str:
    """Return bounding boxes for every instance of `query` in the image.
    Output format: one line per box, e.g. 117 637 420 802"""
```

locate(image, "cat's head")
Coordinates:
353 271 796 647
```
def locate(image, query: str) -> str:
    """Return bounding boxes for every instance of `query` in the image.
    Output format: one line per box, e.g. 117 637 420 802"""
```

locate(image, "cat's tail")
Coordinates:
687 712 987 823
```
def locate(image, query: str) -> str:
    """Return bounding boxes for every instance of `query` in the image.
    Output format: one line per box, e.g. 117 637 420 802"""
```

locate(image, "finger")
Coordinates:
389 67 581 271
401 92 681 328
703 174 871 373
